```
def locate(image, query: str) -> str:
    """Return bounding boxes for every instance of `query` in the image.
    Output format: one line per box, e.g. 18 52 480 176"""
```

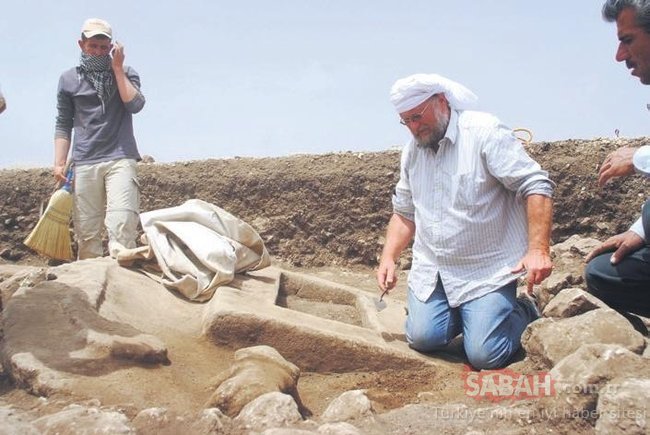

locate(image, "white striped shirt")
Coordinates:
393 110 554 307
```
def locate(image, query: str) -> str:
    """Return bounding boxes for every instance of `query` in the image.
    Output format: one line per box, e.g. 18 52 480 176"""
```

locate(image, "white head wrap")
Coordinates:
389 73 478 113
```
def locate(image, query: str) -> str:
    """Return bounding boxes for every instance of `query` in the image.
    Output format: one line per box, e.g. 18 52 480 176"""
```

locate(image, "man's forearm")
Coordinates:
381 213 416 262
54 137 71 168
113 68 139 103
526 194 553 253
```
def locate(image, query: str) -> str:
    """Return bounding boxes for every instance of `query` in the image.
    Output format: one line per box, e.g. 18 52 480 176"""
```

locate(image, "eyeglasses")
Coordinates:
399 101 432 126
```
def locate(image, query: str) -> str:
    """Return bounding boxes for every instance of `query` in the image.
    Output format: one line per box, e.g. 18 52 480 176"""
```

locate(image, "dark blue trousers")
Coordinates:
585 199 650 318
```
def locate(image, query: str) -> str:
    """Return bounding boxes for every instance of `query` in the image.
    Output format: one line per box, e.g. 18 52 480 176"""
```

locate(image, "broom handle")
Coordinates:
61 168 73 193
53 164 73 191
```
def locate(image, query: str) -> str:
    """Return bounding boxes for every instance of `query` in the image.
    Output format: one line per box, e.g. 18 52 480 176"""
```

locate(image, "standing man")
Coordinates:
377 73 554 370
585 0 650 317
54 18 145 260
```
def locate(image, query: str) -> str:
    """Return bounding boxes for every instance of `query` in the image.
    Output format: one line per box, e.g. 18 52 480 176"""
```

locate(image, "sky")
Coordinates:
1 0 649 169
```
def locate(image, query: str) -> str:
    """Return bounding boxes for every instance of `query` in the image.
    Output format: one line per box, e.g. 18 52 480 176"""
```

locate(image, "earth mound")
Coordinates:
0 136 648 267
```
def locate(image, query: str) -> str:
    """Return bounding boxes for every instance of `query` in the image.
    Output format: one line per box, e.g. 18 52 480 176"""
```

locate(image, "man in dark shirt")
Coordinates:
54 18 145 259
586 0 650 317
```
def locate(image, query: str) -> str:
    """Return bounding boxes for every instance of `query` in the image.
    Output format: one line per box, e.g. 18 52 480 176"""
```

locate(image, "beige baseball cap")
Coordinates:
81 18 112 39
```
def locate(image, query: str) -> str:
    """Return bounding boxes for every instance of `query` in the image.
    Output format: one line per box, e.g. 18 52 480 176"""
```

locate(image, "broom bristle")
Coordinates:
24 189 74 261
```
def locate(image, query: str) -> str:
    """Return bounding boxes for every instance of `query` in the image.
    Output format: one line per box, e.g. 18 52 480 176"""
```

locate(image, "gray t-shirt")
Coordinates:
55 66 145 165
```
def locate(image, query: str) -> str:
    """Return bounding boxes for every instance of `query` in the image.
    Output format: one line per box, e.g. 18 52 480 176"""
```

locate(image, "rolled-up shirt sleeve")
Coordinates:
518 176 554 198
124 67 145 114
392 143 415 221
484 124 555 199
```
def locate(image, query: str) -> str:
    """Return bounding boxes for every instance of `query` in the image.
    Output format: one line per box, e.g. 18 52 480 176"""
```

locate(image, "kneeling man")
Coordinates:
377 73 554 369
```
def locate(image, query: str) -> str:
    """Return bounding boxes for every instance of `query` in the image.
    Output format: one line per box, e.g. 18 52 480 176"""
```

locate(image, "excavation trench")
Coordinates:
1 260 460 416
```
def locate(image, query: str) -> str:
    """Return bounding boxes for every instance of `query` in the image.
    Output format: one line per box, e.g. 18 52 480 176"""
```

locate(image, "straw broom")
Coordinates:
24 169 74 261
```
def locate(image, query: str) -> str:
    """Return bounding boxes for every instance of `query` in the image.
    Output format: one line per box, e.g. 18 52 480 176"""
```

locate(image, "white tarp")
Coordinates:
120 199 270 301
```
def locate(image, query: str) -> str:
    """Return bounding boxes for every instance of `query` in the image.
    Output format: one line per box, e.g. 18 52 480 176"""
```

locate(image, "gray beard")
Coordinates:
417 133 443 151
416 111 450 152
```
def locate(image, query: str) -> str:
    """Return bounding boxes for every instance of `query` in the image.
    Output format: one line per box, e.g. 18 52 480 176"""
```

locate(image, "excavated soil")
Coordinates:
0 136 649 427
1 137 649 267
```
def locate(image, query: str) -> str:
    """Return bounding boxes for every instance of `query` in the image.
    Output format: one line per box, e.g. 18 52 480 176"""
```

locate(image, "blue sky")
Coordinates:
1 0 648 168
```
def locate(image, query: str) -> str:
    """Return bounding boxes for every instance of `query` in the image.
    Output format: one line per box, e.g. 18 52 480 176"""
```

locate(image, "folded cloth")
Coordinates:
125 199 270 301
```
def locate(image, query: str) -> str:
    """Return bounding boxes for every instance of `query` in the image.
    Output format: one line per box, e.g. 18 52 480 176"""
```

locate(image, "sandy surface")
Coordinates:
0 136 648 427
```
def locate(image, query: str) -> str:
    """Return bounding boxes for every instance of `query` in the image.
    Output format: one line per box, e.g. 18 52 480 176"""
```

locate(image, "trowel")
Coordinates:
374 284 391 312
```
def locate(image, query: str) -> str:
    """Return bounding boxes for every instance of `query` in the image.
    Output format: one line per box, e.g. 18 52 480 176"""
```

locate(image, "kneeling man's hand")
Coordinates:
376 258 398 293
511 249 553 294
585 231 645 265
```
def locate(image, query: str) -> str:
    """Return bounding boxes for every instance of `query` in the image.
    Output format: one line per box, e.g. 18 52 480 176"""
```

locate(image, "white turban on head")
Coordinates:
390 73 478 113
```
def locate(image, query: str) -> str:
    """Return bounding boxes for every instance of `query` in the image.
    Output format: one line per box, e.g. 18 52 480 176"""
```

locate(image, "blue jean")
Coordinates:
405 279 537 370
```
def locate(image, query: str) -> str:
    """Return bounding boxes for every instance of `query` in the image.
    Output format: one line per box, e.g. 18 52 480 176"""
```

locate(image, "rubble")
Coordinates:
1 138 649 433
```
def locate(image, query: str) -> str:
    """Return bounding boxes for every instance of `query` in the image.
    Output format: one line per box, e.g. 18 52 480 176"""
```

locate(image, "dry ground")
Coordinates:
0 136 648 427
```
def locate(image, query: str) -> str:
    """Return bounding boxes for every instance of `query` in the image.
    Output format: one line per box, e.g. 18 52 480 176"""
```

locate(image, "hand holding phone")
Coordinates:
111 41 125 70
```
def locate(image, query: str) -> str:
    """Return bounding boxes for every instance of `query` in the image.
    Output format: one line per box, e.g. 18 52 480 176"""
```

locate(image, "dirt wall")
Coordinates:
1 136 648 267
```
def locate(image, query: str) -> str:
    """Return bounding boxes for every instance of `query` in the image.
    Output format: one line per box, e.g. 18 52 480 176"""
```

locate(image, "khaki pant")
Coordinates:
73 159 140 260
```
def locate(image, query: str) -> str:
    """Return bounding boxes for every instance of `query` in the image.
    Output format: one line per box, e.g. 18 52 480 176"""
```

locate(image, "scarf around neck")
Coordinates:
78 53 116 112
